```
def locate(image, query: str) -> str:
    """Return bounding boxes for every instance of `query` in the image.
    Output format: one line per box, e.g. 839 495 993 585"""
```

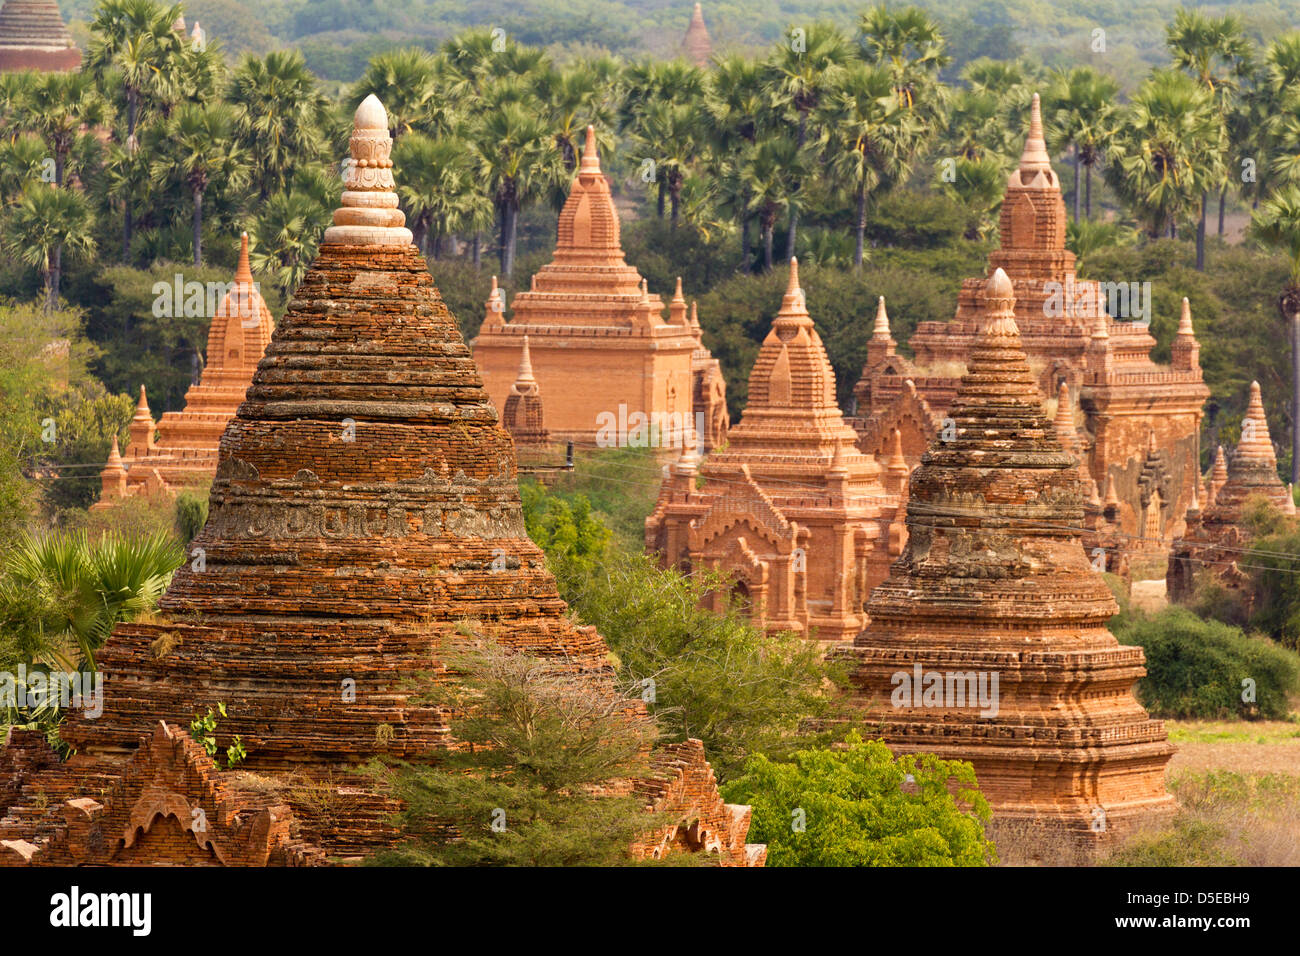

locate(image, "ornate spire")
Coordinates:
885 427 909 493
512 336 537 393
1018 93 1053 178
1054 381 1077 454
1103 473 1120 511
1237 381 1275 464
682 2 712 66
776 258 811 326
235 231 253 285
323 95 412 247
872 295 892 339
1178 297 1194 336
670 276 688 325
580 124 601 174
128 384 155 450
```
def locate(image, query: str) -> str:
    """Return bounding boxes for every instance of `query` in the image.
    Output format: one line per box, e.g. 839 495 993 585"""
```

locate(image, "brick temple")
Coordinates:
1168 381 1295 601
0 0 80 72
472 126 728 451
92 233 274 509
682 3 712 66
834 269 1176 847
0 97 762 867
647 261 907 642
851 94 1208 565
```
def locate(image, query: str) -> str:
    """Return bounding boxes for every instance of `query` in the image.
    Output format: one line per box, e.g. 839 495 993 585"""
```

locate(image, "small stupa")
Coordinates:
501 336 549 447
834 268 1176 846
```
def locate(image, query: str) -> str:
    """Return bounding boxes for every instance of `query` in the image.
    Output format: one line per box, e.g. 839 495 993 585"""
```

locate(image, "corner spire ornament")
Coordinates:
323 94 413 247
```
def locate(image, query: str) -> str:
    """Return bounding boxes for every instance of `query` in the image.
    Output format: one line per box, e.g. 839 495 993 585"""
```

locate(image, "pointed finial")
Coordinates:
235 231 252 284
872 296 891 338
1019 92 1052 174
689 300 700 328
135 384 150 414
516 335 536 385
1103 473 1120 509
1188 475 1200 513
672 276 684 303
580 125 601 174
106 434 124 470
1237 381 1276 462
1178 297 1194 336
981 267 1018 335
1054 381 1077 452
1091 311 1110 340
787 257 800 294
322 94 412 246
887 428 909 487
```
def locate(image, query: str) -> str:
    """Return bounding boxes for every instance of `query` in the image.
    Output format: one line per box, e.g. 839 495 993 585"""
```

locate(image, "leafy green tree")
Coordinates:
858 4 950 118
1044 67 1120 221
0 530 182 673
228 49 333 200
148 102 249 267
473 98 555 277
349 47 441 141
2 184 97 311
367 642 658 867
395 130 478 256
721 731 996 866
1113 605 1300 718
767 21 852 260
1106 69 1222 240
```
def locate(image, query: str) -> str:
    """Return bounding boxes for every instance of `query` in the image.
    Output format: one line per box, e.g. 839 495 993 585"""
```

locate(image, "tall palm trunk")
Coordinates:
1217 188 1226 236
192 187 203 267
1195 191 1206 271
656 181 665 219
1072 146 1081 222
762 221 774 271
785 111 808 262
1286 288 1300 484
853 174 867 268
500 199 518 278
1085 164 1093 219
740 212 751 273
472 233 481 268
124 88 138 262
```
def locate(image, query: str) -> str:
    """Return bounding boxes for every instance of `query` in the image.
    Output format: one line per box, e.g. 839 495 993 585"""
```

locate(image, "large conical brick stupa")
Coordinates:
833 268 1175 849
0 96 761 867
0 0 80 71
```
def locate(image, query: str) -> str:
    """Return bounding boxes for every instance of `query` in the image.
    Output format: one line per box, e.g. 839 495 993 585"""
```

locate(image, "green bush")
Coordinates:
175 490 209 546
721 731 996 867
1113 606 1300 719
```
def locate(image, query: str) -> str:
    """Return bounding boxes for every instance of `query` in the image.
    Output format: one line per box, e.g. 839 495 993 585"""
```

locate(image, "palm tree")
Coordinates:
473 100 554 277
1106 70 1222 241
250 188 330 297
820 62 920 266
2 185 97 311
858 4 950 117
1166 8 1253 269
394 131 476 255
706 55 772 268
536 63 613 173
1044 67 1120 222
621 60 706 219
629 99 699 228
0 135 48 200
767 21 852 260
939 156 1005 240
1251 184 1300 483
740 137 798 271
350 48 440 141
0 531 182 674
228 50 332 200
151 102 249 267
18 71 106 189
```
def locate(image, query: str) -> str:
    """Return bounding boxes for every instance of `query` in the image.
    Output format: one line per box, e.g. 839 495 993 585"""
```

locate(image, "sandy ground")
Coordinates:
1167 720 1300 776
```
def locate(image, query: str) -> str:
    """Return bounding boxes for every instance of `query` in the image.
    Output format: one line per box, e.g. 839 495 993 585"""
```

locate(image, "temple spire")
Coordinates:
872 296 892 338
515 336 536 389
1054 381 1077 454
235 231 253 285
1237 381 1275 464
323 94 412 247
1019 93 1053 175
579 125 601 174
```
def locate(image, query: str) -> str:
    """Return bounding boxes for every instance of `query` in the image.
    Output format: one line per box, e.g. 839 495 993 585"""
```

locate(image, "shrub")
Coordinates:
1113 606 1300 719
721 731 996 867
174 489 209 545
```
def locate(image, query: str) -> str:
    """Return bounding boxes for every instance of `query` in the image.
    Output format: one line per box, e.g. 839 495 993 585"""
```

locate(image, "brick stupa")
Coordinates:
472 126 728 452
1168 381 1295 600
681 3 712 66
647 261 907 642
0 96 762 867
834 268 1176 846
0 0 80 72
501 335 549 447
851 94 1208 559
91 233 275 509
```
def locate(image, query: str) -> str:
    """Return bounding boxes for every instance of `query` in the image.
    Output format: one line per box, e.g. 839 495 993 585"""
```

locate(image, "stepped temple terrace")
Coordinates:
0 97 762 868
91 234 275 510
471 126 728 451
833 269 1176 847
647 260 907 642
0 0 80 71
1168 381 1296 601
851 94 1209 561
